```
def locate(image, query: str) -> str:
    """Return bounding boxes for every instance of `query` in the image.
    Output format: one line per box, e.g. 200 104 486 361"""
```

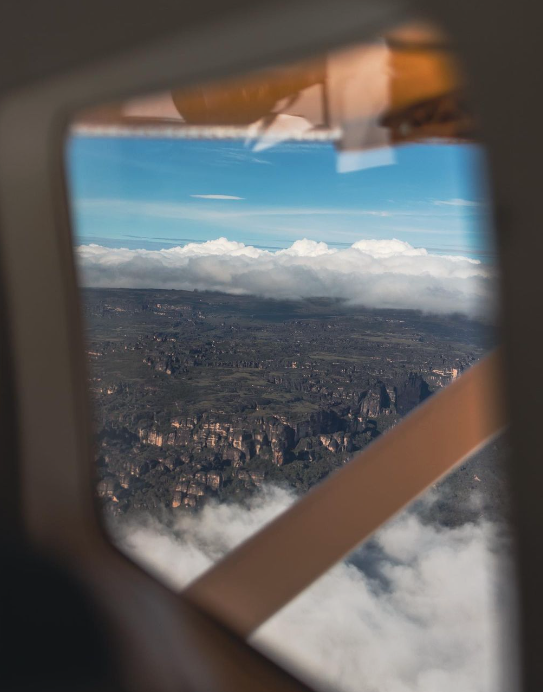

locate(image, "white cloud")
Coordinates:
75 198 401 244
114 486 293 588
78 198 390 219
190 194 245 200
255 208 391 217
75 237 495 317
112 485 515 692
434 199 483 207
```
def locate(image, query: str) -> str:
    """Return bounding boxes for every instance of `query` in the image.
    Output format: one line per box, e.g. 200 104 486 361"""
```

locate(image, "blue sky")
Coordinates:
66 136 493 259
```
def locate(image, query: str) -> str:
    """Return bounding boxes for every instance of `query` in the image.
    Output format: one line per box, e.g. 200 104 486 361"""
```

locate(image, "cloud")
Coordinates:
434 199 483 207
78 198 390 220
190 194 245 200
253 208 391 217
75 237 495 317
216 148 272 165
111 485 514 692
113 486 293 588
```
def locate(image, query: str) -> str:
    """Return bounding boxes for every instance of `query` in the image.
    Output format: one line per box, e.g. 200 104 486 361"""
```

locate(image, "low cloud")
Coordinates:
112 485 515 692
190 194 245 200
76 237 494 317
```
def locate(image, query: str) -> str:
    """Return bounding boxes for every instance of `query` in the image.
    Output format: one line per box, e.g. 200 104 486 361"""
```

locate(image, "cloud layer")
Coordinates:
76 237 494 316
112 486 514 692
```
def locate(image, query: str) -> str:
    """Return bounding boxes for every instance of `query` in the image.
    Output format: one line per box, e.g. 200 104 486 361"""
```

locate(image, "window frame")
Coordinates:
1 0 537 688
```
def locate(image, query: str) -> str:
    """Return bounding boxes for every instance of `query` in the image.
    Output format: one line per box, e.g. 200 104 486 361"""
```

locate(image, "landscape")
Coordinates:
85 287 506 526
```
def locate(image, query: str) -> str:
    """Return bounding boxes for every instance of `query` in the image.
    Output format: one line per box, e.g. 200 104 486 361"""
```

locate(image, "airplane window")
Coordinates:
65 22 514 692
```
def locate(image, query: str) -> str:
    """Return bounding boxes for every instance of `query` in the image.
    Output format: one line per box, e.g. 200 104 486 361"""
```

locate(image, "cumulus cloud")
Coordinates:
190 194 245 200
112 485 515 692
76 237 494 317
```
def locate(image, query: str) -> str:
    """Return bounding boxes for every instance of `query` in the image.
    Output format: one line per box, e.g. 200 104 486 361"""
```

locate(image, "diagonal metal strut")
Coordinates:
184 350 506 637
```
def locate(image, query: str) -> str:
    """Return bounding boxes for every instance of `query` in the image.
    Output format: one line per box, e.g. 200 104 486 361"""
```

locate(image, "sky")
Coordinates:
67 136 493 259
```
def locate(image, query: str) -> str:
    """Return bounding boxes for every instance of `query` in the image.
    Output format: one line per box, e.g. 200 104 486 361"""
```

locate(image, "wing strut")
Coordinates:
184 350 505 637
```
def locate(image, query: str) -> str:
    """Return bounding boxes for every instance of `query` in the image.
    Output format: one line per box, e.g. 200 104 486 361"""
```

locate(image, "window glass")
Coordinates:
66 22 514 692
